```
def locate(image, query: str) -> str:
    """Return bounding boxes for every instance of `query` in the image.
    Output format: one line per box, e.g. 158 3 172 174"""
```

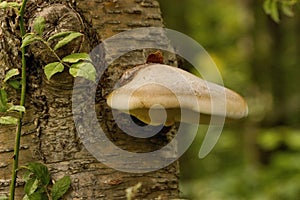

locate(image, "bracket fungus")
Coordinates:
107 61 248 126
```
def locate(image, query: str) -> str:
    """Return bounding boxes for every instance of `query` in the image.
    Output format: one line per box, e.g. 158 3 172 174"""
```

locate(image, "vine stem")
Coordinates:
41 39 75 68
42 40 66 64
9 0 28 199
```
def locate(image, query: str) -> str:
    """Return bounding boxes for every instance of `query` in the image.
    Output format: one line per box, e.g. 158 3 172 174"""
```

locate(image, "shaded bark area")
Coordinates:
1 0 180 199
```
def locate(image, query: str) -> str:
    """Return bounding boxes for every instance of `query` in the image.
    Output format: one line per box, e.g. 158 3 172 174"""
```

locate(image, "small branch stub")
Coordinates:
28 4 84 63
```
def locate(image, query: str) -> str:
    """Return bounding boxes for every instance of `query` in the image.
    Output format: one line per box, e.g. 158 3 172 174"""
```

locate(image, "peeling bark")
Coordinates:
0 0 180 199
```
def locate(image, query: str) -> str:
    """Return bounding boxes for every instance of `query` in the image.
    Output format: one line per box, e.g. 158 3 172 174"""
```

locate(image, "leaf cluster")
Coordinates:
22 17 96 82
263 0 299 23
21 162 71 200
0 69 25 125
0 1 21 9
1 2 76 200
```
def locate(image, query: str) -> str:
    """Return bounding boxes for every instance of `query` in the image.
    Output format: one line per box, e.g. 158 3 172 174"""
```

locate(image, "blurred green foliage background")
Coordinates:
159 0 300 199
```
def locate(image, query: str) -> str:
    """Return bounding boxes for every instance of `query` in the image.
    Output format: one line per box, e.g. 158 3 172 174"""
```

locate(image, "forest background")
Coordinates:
159 0 300 199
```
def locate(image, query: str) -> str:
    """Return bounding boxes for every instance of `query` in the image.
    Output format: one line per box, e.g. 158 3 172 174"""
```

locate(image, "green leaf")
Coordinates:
21 34 41 48
24 178 39 196
22 194 29 200
53 32 83 51
33 16 46 36
281 0 298 6
0 116 18 125
263 0 272 14
257 129 282 150
0 195 8 200
62 53 91 63
44 62 64 80
51 176 71 200
69 62 96 82
4 68 19 82
8 2 20 8
0 1 8 9
7 105 26 113
270 0 280 22
8 80 21 89
281 4 294 17
27 162 50 186
27 191 47 200
263 0 280 22
23 170 33 182
47 31 74 42
285 130 300 150
0 89 8 112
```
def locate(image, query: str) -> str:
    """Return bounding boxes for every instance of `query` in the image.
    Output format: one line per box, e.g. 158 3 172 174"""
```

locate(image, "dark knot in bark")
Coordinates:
28 4 84 64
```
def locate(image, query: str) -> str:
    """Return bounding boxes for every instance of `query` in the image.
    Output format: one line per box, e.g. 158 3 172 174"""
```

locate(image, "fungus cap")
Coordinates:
107 64 248 126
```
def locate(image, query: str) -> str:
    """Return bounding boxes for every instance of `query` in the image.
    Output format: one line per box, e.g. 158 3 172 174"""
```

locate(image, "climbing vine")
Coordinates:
0 0 95 199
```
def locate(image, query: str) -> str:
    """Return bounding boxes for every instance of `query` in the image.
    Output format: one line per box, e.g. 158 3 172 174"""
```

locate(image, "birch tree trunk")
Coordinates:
0 0 180 199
